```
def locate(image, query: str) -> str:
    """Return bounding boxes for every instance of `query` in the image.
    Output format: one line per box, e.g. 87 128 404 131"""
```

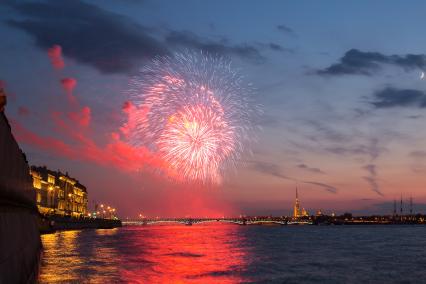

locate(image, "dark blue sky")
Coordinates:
2 0 426 216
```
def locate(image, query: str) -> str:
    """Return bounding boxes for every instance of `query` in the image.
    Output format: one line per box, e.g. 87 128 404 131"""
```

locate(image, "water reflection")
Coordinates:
40 228 121 283
40 224 250 283
40 230 82 283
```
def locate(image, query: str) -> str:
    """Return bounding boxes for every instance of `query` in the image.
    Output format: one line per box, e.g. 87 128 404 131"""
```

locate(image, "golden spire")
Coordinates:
293 185 301 218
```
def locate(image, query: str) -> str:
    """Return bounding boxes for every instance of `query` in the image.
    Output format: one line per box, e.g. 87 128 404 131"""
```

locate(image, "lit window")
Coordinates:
33 178 41 189
48 174 55 184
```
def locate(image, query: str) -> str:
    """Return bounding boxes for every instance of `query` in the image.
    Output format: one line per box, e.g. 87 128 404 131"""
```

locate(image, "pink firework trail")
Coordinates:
127 52 261 183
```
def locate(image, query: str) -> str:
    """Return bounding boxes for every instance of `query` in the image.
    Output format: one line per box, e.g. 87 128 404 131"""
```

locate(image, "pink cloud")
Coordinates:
120 101 149 138
68 106 91 128
111 132 120 141
122 101 134 112
11 50 177 194
47 45 65 70
50 111 90 145
12 120 76 159
60 77 77 103
13 117 165 173
13 98 169 175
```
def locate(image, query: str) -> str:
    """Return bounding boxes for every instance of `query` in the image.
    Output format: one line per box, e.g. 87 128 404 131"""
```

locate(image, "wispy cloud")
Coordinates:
325 138 384 160
362 164 383 196
317 49 426 76
249 160 337 194
371 87 426 108
276 24 295 36
302 181 337 194
361 139 383 196
165 30 264 62
297 163 325 174
249 160 293 180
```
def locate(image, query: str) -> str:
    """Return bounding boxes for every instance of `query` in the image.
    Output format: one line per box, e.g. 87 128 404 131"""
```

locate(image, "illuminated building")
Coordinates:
30 166 87 217
293 187 309 218
293 187 300 217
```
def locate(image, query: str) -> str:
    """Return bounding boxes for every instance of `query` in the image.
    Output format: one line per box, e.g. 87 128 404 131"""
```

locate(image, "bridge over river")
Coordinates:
122 218 295 226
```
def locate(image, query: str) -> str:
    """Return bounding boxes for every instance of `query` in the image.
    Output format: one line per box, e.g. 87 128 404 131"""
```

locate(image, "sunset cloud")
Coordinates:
68 106 91 128
120 101 150 139
60 77 77 103
249 160 337 194
297 163 325 174
12 120 75 159
12 117 164 173
362 164 383 196
47 44 65 70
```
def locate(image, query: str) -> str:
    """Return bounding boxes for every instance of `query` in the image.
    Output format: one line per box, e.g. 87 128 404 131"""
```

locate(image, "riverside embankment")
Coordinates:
0 96 42 283
39 215 121 234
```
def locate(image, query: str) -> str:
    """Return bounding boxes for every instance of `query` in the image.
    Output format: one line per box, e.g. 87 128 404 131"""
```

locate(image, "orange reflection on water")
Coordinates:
40 228 121 283
39 224 249 283
39 230 82 283
119 223 249 283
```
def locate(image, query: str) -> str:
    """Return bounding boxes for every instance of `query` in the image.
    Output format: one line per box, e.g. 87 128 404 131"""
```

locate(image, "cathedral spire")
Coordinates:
293 185 301 218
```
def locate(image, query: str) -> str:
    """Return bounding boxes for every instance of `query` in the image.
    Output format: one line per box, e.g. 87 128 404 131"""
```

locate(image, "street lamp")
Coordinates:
48 186 54 212
68 193 73 216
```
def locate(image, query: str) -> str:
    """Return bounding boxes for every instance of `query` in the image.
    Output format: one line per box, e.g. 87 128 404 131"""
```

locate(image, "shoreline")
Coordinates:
39 215 122 234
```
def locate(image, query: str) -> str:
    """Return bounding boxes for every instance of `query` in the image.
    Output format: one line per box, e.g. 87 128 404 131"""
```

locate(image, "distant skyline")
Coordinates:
2 0 426 217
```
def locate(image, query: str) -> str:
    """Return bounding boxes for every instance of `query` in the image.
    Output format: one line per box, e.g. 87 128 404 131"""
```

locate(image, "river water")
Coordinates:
39 224 426 283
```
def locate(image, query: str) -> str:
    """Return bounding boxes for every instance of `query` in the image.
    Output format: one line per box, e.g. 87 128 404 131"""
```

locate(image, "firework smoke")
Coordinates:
127 52 260 183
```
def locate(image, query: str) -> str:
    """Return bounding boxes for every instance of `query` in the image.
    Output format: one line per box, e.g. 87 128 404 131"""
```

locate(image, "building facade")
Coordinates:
30 166 88 217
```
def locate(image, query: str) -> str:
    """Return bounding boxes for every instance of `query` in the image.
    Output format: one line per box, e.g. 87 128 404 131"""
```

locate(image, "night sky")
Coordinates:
2 0 426 217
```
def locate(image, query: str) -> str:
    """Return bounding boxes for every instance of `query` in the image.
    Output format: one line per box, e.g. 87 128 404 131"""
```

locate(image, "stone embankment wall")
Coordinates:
40 215 122 233
52 217 122 231
0 95 41 283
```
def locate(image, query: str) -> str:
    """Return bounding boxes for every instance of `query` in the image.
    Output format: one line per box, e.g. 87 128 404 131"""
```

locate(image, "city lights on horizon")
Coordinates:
88 203 118 220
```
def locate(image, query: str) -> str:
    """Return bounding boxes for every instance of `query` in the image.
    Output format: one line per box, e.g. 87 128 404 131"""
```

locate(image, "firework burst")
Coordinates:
127 52 260 183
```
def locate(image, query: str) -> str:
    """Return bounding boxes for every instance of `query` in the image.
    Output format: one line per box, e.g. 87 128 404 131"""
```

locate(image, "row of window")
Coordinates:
32 171 88 215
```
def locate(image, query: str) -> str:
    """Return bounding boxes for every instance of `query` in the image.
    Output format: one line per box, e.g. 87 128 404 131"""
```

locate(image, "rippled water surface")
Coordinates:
40 224 426 283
